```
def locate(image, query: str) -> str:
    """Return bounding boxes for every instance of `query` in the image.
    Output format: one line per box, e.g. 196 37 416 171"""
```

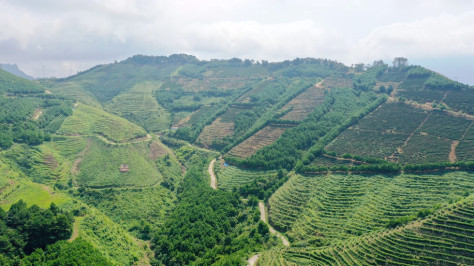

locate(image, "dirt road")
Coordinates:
209 159 217 189
247 254 260 266
258 202 290 246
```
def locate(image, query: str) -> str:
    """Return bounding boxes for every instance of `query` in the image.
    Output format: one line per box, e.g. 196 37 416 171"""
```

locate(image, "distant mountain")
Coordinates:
0 63 34 80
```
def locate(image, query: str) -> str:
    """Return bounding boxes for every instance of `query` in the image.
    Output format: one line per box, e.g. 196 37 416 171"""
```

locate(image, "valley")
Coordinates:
0 55 473 265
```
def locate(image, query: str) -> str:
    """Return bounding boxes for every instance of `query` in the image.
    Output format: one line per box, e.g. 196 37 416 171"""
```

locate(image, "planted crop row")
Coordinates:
227 125 290 158
399 133 452 164
77 138 162 188
58 104 146 142
50 136 88 161
268 172 474 245
354 102 429 134
397 89 445 103
416 110 471 140
443 89 474 115
268 174 320 231
327 128 408 159
215 162 276 191
266 196 474 265
280 84 325 121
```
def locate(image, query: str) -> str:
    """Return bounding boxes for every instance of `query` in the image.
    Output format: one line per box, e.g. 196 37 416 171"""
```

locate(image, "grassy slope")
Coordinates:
77 137 162 188
106 81 171 132
57 104 147 142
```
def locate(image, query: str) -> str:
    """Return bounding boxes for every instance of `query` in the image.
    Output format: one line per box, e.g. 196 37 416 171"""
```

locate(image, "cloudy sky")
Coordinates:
1 0 474 84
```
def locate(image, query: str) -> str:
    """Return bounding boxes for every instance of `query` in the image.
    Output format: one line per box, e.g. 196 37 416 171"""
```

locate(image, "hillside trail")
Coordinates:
96 133 152 146
259 201 290 246
68 218 81 242
247 254 260 266
208 159 217 189
449 140 459 163
71 139 92 175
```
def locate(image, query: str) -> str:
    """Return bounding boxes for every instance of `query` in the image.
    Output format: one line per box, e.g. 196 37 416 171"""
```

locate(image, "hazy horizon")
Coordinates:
1 0 473 84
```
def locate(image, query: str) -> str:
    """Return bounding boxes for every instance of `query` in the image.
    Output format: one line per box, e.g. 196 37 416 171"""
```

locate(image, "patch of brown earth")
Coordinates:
44 154 58 169
149 141 168 160
32 108 43 120
449 140 459 163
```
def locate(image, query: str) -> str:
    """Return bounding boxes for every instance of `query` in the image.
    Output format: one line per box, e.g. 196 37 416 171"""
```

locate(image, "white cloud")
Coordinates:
353 11 474 63
0 0 473 79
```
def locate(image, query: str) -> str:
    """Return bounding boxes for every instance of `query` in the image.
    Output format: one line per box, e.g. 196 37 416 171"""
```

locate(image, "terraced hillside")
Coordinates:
76 138 162 188
327 100 474 163
228 124 294 158
261 195 474 265
214 160 277 191
280 83 325 121
268 172 474 244
106 81 171 132
57 104 147 142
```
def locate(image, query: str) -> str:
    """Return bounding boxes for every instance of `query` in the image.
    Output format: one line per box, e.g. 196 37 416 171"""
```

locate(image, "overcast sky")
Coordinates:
1 0 473 84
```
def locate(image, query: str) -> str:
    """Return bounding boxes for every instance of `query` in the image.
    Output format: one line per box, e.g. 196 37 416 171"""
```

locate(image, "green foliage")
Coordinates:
77 187 176 239
22 238 110 265
268 172 473 244
406 66 432 78
264 196 474 265
0 97 63 148
152 162 263 265
106 81 171 132
74 206 144 264
57 104 147 142
0 200 73 262
77 138 162 188
233 88 384 170
0 69 44 94
424 75 467 90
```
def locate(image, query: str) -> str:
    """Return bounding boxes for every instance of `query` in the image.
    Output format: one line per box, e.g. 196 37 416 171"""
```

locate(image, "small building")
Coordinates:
119 164 130 172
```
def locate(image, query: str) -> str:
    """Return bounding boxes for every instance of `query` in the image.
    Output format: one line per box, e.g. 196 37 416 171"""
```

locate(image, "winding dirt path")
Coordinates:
208 159 217 190
71 139 92 175
247 254 260 266
68 219 80 242
96 133 152 146
259 201 290 246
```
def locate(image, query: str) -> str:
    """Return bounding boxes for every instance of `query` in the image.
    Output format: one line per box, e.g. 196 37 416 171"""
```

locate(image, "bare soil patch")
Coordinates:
149 141 168 160
449 140 459 163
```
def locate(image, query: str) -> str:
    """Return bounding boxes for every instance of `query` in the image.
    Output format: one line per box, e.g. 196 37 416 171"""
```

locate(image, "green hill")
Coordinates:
57 104 147 142
1 56 473 265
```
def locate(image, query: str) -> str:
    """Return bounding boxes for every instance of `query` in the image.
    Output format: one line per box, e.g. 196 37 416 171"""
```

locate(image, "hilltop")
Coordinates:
1 54 473 265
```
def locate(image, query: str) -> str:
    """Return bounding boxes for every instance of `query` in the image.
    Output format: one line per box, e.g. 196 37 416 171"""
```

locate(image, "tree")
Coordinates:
373 60 387 67
392 57 408 68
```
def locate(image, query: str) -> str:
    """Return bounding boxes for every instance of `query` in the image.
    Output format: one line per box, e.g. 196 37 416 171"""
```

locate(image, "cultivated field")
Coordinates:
227 124 292 158
268 172 474 244
262 195 474 265
280 84 325 121
57 104 147 142
326 102 473 163
77 138 162 188
106 81 171 132
215 161 276 191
